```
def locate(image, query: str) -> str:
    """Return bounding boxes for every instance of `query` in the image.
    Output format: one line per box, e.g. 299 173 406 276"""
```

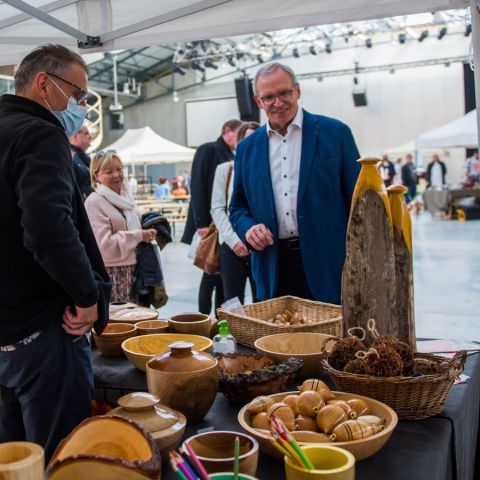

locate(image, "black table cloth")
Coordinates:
91 351 480 480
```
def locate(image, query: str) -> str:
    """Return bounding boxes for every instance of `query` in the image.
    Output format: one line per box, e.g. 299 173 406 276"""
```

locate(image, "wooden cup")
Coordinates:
0 442 44 480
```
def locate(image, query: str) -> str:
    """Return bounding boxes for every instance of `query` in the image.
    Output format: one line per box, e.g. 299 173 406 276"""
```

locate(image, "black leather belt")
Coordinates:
279 237 300 250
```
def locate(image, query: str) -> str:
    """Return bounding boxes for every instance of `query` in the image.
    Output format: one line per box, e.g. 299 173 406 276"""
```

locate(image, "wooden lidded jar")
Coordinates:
146 341 219 423
341 157 398 339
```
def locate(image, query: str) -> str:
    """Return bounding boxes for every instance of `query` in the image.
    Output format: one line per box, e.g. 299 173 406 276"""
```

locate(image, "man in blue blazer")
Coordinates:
230 63 360 304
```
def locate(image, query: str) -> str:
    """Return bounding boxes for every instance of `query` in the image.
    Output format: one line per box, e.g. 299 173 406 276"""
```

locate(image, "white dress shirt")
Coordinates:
210 161 240 249
430 162 444 188
267 108 303 239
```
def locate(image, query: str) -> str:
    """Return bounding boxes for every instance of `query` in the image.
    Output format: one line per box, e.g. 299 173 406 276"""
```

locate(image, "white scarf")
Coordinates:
96 184 141 231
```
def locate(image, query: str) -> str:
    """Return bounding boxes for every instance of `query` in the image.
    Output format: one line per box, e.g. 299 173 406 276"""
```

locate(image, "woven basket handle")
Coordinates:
346 326 366 342
448 350 467 374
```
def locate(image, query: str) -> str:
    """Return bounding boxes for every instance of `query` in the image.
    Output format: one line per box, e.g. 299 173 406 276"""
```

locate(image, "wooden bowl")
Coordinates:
109 301 138 313
122 333 213 371
0 442 44 480
108 392 187 456
92 323 137 357
254 332 334 378
110 306 159 324
218 354 303 404
47 415 161 480
136 320 169 336
169 312 211 337
182 431 259 476
238 391 398 461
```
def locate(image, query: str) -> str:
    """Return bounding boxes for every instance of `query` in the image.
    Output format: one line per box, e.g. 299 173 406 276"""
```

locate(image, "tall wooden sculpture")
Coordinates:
341 158 398 340
387 184 415 348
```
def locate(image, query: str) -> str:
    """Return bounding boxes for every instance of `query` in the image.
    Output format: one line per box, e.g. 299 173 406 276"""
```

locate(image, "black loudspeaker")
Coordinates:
235 77 260 122
352 91 368 107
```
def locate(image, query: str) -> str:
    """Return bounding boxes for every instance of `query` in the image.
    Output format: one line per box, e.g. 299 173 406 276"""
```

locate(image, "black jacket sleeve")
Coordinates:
14 125 99 307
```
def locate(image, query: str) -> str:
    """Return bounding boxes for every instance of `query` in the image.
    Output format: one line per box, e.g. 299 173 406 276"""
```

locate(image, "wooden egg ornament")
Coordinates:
347 398 370 417
330 419 384 442
251 412 270 430
297 391 325 418
295 415 318 432
282 394 299 415
315 404 348 434
298 379 330 393
246 396 274 414
357 415 385 427
327 400 357 419
267 402 295 431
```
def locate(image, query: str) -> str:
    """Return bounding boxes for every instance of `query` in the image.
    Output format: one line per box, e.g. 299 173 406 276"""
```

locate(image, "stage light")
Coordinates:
418 30 429 42
465 24 472 37
365 38 372 48
398 33 406 44
292 47 300 58
227 55 236 67
190 61 205 72
437 27 447 40
204 59 218 69
172 63 186 75
256 54 264 63
309 45 317 55
325 42 332 54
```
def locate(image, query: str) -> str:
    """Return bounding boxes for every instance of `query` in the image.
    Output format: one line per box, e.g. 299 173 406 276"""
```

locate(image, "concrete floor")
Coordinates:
158 213 480 341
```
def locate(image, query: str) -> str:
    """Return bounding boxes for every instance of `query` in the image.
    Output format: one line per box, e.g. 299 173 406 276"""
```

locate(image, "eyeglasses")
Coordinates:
47 71 89 105
258 88 296 106
94 149 117 158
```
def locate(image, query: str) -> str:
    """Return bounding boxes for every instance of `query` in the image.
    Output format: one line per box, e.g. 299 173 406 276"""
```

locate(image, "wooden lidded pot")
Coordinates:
146 341 219 423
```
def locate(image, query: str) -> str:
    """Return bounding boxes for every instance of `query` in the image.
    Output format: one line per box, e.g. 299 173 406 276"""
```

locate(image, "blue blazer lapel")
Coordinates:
297 110 319 206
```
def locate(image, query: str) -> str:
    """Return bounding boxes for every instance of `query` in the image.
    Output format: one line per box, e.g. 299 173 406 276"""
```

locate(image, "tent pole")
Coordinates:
471 0 480 148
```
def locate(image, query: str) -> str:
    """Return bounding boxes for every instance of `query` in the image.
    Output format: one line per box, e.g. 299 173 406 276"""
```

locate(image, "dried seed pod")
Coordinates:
316 404 348 434
362 347 403 377
246 395 274 414
330 419 384 442
327 400 357 419
297 391 325 418
298 379 330 393
283 394 299 415
267 402 296 431
347 398 370 417
357 415 385 427
328 337 366 371
344 358 367 374
295 415 318 432
251 412 270 429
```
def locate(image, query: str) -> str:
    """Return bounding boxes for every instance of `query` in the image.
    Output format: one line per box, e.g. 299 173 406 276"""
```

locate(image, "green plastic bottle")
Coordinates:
212 320 237 354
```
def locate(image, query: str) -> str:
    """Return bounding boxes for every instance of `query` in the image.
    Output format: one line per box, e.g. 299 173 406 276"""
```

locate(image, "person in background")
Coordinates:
155 176 170 199
211 121 260 304
182 119 242 315
85 151 157 302
69 123 93 199
377 154 395 187
465 151 480 184
401 153 418 202
0 44 110 462
393 157 403 184
230 63 360 304
127 174 138 196
171 175 189 196
426 153 447 189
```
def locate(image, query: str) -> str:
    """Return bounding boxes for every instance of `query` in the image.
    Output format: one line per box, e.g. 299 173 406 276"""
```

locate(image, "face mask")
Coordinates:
45 78 87 137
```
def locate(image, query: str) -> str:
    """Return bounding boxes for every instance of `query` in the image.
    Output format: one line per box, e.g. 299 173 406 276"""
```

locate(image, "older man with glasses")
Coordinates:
0 44 110 461
230 62 361 304
70 124 93 199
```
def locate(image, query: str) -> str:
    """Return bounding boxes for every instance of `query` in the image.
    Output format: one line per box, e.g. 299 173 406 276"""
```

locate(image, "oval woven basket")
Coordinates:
321 351 466 420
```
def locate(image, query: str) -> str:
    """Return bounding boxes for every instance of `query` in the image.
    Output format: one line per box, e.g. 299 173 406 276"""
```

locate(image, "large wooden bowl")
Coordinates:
92 323 137 357
182 431 259 476
169 312 212 337
110 307 159 324
254 332 334 378
46 415 160 480
122 333 213 371
238 391 397 461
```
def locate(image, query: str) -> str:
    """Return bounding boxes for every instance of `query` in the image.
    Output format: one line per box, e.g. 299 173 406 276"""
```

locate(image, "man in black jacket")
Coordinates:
0 45 110 461
70 123 94 199
182 119 241 314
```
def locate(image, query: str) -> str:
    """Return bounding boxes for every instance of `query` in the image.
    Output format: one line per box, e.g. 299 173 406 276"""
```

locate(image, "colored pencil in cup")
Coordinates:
182 443 211 480
233 435 240 480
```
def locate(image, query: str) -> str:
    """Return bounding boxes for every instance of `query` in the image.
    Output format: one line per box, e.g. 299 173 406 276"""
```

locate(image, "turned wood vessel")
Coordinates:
0 442 44 480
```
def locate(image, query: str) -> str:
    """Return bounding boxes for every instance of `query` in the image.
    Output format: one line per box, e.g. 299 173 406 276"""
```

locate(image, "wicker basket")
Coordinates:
217 296 342 348
321 351 466 420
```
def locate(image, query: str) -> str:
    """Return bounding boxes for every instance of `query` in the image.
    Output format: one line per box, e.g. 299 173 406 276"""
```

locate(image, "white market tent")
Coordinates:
416 109 478 149
104 126 195 165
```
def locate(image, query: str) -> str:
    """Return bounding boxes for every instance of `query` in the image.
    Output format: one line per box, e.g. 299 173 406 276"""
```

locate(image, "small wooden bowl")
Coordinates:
122 333 213 371
169 312 211 337
47 415 161 480
110 306 159 324
218 354 303 404
92 323 137 357
136 320 169 336
0 442 44 480
109 301 138 313
182 431 259 476
254 332 334 378
238 391 397 461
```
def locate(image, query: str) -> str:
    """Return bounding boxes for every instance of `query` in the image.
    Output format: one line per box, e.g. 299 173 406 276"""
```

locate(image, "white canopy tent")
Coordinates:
416 109 478 149
103 126 195 176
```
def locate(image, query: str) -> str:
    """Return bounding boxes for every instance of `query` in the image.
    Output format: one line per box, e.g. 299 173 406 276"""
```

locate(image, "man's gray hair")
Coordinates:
14 44 88 93
253 62 298 95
